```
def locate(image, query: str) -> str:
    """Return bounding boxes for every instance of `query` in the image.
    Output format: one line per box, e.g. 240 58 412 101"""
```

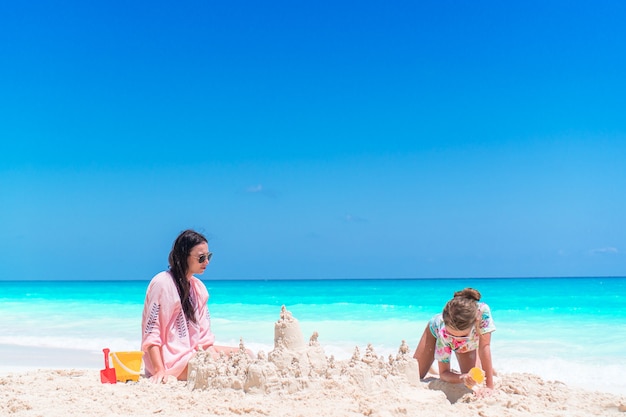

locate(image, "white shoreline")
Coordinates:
0 344 101 374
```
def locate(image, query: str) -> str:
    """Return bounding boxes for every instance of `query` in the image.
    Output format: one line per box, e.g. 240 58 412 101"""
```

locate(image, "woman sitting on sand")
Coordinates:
413 288 496 391
141 229 240 383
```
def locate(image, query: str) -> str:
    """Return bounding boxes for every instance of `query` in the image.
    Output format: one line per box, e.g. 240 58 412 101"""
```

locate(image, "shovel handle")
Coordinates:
103 348 111 369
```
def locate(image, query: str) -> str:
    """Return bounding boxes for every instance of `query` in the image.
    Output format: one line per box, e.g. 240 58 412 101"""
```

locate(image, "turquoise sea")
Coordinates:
1 277 625 395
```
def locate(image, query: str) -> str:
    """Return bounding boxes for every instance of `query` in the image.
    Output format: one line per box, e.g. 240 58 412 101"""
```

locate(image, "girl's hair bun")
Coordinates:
453 288 481 301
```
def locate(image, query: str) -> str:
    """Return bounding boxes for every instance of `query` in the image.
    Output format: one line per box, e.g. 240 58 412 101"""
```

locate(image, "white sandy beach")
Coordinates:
2 307 624 417
3 368 626 417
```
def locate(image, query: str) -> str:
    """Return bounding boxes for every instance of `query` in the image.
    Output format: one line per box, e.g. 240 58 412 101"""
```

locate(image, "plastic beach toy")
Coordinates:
110 351 144 382
465 367 485 389
100 348 117 384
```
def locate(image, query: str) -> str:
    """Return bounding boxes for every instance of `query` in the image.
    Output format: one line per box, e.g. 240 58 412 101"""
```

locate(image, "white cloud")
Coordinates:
589 247 619 255
344 214 367 223
246 184 264 193
245 184 277 198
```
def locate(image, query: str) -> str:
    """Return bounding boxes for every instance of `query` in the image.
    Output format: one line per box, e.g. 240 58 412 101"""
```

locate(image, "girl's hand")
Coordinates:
461 373 477 388
474 386 495 398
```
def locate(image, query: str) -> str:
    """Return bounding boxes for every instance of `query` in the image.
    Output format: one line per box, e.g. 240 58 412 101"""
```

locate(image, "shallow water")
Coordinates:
1 277 624 394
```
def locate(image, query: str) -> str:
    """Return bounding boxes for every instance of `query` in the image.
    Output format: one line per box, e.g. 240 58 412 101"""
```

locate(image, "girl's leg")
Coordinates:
455 350 477 374
457 349 497 376
413 325 437 379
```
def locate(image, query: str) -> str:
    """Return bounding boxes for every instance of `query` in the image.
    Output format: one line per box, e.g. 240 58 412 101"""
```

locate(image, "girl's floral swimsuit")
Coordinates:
428 302 496 363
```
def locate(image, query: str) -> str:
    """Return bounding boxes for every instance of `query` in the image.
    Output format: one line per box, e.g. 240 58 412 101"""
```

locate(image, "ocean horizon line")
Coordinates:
1 275 624 283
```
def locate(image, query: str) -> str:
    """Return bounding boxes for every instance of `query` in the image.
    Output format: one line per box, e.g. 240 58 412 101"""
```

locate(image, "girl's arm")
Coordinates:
437 361 474 385
478 332 494 388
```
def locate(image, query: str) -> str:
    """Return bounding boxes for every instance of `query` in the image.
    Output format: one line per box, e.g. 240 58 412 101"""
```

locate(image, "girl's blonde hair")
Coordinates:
442 288 481 331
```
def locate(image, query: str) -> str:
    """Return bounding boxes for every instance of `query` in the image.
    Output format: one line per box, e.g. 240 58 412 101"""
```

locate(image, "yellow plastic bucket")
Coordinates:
110 351 144 382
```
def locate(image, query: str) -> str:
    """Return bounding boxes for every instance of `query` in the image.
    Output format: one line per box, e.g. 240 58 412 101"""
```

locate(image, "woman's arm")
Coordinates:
146 344 168 383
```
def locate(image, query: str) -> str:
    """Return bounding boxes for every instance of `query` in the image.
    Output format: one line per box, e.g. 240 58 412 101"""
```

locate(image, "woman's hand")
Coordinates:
146 345 169 383
206 345 220 359
149 370 169 384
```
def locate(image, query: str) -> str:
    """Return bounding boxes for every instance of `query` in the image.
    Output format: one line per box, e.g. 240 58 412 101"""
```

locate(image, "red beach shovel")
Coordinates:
100 348 117 384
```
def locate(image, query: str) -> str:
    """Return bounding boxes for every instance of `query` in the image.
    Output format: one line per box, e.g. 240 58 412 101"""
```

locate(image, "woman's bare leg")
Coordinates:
212 345 255 358
177 364 189 380
178 345 253 381
413 325 437 379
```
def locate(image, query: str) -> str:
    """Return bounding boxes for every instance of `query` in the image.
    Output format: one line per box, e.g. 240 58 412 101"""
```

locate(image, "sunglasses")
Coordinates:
448 334 471 341
194 252 213 263
445 328 471 340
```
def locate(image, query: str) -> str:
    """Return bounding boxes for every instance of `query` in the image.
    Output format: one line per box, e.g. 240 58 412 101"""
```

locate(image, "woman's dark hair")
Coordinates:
168 229 208 324
442 288 481 331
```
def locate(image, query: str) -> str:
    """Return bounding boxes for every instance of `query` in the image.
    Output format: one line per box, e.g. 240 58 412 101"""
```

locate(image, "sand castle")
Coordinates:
186 305 422 393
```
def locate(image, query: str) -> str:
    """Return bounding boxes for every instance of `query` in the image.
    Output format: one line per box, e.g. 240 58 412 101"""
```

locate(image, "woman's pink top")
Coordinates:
141 271 215 377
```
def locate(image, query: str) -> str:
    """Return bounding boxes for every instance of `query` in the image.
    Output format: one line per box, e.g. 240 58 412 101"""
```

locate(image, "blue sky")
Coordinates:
1 1 625 280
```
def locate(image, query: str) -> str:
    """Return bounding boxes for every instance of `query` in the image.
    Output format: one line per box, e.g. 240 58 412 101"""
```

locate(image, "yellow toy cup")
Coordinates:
465 367 485 389
110 351 144 382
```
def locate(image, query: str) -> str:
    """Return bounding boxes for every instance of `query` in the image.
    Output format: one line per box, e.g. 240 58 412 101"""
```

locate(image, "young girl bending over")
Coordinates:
413 288 496 391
